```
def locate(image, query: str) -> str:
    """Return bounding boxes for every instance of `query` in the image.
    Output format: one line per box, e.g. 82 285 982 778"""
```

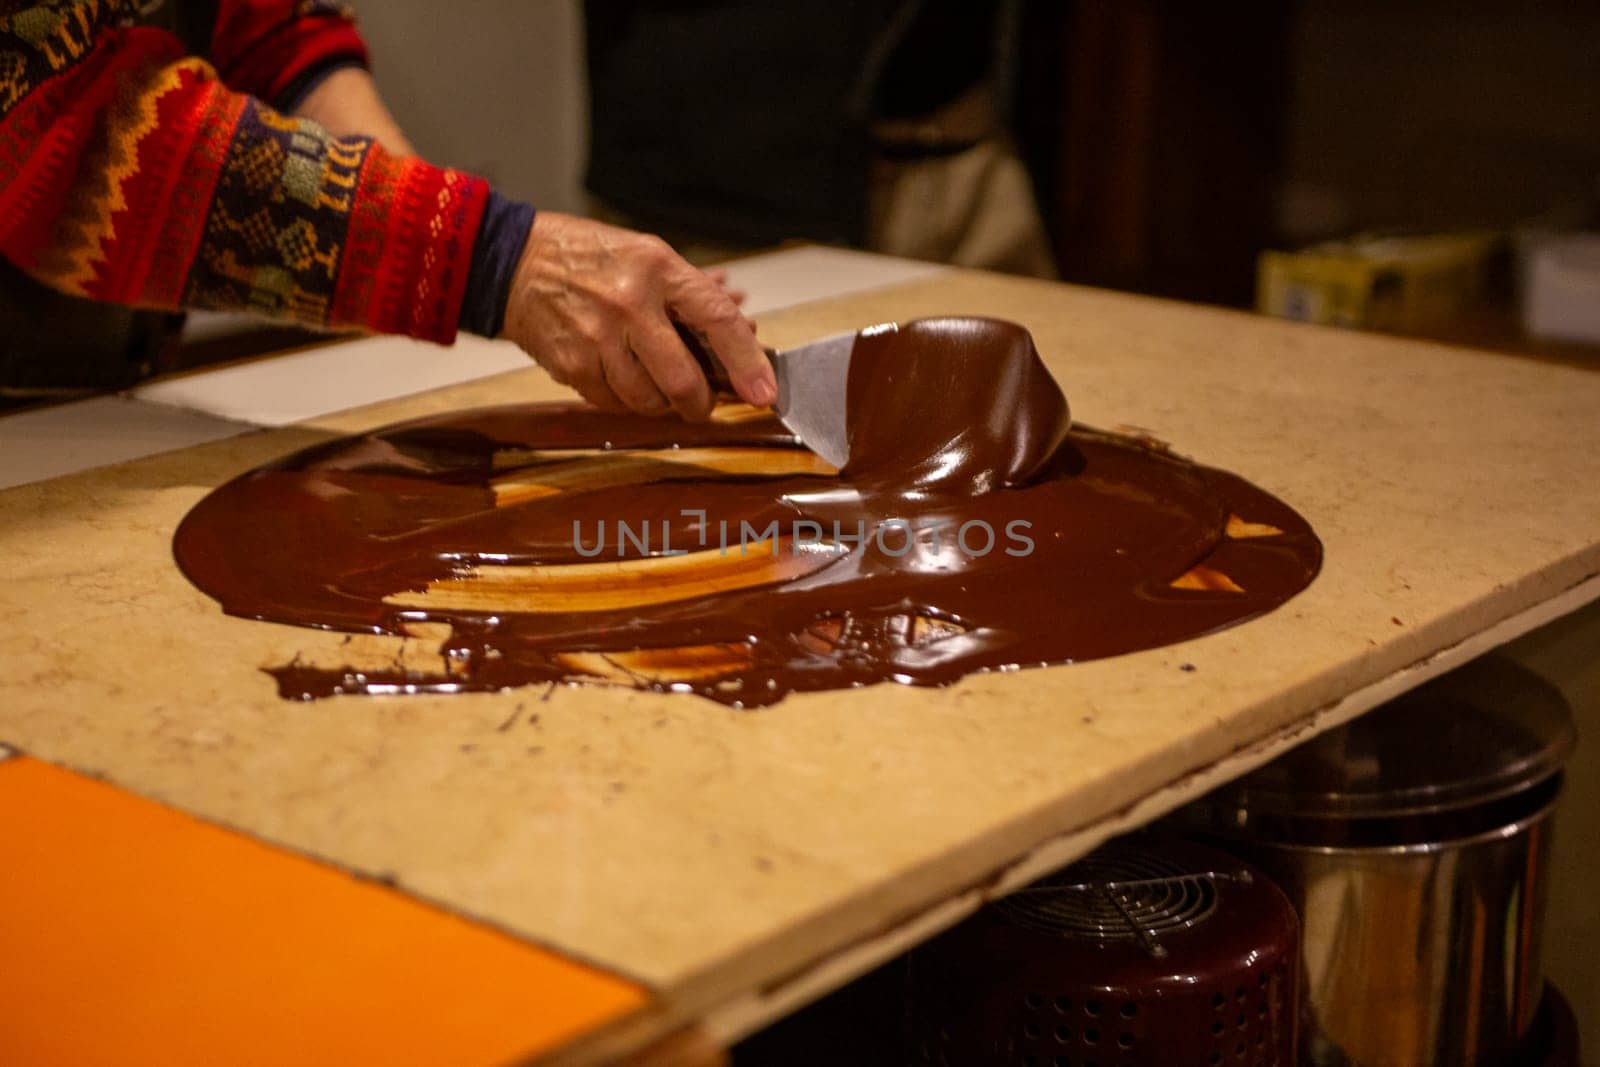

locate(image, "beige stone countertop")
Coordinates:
3 268 1598 1058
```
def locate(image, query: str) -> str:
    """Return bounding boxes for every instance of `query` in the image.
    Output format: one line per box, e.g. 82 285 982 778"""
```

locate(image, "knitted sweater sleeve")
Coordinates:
0 4 488 344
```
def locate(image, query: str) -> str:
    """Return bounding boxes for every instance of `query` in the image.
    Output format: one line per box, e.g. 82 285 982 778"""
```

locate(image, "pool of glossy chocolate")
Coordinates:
174 318 1321 706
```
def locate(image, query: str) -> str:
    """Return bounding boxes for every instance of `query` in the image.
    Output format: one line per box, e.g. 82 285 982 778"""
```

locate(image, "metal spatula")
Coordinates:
677 322 860 468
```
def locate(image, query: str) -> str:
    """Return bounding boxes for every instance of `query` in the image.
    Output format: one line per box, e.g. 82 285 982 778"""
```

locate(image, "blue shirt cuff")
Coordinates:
460 191 536 338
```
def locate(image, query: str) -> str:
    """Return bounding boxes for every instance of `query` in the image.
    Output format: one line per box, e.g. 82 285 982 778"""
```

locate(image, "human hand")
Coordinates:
703 268 747 307
501 212 775 419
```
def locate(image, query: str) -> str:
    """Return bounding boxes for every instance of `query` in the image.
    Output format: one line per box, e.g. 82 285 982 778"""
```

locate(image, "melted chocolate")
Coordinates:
174 318 1321 707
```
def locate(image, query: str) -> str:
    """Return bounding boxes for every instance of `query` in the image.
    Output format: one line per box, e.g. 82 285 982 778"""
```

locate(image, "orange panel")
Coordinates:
0 757 646 1067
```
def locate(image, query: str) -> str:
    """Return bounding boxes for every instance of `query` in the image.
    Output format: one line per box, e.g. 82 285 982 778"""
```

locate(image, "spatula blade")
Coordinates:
771 329 858 468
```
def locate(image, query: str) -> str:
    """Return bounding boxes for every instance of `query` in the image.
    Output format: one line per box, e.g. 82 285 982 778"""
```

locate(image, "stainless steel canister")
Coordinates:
1177 655 1576 1067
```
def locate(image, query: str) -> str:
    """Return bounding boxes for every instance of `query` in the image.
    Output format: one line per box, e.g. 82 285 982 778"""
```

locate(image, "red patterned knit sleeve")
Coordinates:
0 10 487 343
210 0 369 105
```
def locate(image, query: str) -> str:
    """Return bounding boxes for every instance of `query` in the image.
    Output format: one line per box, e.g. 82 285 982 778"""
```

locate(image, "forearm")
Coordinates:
291 66 415 158
3 0 766 409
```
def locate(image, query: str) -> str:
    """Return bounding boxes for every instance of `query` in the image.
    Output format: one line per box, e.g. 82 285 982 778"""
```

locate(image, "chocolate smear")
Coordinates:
174 318 1321 706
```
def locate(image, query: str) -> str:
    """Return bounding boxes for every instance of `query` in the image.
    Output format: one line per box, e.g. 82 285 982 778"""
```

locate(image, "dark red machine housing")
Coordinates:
905 837 1300 1067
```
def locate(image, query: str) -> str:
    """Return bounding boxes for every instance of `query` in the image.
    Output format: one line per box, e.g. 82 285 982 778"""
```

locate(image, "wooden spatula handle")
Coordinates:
673 321 776 397
673 321 733 393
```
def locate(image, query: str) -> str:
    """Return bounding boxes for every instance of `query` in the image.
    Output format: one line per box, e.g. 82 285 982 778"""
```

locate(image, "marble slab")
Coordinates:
2 269 1597 1050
